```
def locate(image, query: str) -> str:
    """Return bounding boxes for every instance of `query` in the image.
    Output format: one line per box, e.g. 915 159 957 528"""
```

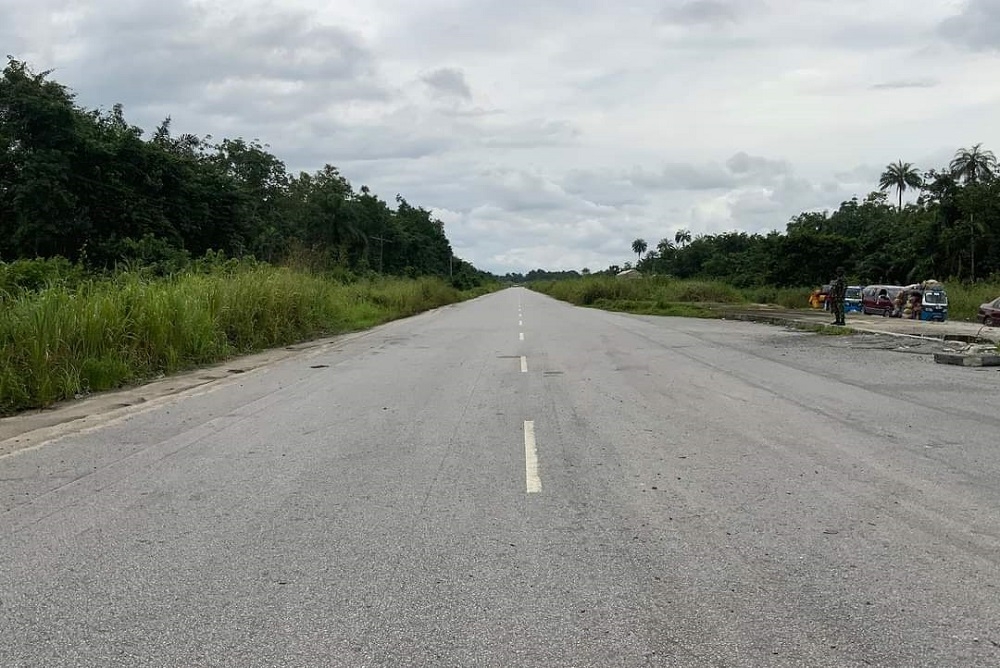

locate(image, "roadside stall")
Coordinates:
809 284 831 310
893 280 948 321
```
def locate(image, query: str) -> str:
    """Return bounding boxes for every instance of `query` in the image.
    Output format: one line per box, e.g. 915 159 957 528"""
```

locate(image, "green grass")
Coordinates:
0 266 491 414
737 286 813 309
791 323 855 336
531 276 745 319
945 283 1000 322
531 276 744 309
589 298 717 318
740 282 999 321
531 275 1000 323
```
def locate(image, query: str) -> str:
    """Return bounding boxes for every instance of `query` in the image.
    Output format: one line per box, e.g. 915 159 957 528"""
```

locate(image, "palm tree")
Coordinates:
878 160 922 211
949 144 998 280
949 144 997 184
674 229 692 248
632 238 647 265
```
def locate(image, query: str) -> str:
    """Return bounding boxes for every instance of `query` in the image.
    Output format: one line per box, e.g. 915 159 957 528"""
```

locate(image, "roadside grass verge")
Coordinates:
748 282 998 321
590 298 717 319
790 323 855 336
531 276 1000 322
946 283 1000 322
0 266 489 414
737 286 813 309
530 276 743 320
530 276 744 312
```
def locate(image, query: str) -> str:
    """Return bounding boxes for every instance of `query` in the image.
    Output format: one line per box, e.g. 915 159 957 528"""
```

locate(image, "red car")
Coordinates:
979 297 1000 326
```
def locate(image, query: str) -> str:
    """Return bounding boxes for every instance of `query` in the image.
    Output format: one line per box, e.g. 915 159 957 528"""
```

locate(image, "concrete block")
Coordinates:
934 352 1000 367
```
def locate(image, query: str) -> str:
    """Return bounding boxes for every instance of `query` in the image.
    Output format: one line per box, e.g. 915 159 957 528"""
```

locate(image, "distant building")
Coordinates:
616 269 642 280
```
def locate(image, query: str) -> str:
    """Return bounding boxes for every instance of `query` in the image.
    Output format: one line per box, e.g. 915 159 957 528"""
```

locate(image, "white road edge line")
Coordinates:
520 356 528 373
524 420 541 494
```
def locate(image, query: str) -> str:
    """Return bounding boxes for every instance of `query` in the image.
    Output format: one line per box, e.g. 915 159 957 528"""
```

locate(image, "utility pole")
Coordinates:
372 235 391 274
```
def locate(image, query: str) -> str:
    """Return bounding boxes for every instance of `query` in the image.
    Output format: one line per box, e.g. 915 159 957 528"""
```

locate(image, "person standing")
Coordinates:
830 266 847 326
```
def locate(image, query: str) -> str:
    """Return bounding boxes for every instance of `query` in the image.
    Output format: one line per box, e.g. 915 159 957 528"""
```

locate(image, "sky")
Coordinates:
3 0 999 274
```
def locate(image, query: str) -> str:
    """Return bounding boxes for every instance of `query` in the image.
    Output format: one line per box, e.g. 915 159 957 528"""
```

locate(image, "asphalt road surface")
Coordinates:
2 288 1000 667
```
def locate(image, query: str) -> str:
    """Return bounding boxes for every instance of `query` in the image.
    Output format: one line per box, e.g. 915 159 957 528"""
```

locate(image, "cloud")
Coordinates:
628 163 734 191
476 119 580 148
4 0 999 275
612 153 790 193
938 0 1000 52
871 78 939 90
24 1 387 130
420 67 472 100
725 152 790 179
561 169 649 207
660 0 744 26
834 164 884 186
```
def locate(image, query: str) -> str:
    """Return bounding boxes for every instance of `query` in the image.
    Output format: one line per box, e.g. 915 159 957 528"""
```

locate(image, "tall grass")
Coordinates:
0 266 477 414
945 283 1000 322
530 275 1000 321
737 286 812 309
532 276 745 308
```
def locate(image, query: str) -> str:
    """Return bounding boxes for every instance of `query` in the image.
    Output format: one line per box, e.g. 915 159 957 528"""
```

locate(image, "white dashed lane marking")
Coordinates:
523 420 541 494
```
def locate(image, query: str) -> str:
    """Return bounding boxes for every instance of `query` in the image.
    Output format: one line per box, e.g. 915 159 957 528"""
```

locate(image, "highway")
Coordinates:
2 287 1000 667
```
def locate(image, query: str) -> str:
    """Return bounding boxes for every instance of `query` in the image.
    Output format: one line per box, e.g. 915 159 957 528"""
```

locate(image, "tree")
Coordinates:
879 160 922 211
950 145 998 280
675 228 692 248
0 58 491 284
631 238 647 265
949 144 997 185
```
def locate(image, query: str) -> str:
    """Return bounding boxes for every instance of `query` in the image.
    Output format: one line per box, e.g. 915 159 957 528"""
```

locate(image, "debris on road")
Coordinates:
934 343 1000 367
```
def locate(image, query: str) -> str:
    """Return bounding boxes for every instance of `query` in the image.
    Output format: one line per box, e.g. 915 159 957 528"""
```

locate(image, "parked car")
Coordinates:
861 285 902 316
844 285 863 313
979 297 1000 326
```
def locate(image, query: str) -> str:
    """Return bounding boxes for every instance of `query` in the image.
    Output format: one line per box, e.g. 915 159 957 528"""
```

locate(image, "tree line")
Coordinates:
0 59 490 288
624 145 1000 288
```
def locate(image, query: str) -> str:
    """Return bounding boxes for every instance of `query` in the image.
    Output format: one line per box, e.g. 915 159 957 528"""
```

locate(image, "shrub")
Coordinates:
0 257 84 297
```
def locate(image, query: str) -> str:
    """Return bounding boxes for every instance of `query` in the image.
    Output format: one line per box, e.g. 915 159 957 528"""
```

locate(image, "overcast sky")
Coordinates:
4 0 999 274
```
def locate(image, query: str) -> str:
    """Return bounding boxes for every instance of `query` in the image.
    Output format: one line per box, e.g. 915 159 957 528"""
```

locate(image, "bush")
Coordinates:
0 257 84 297
945 281 1000 321
106 234 193 276
532 276 746 306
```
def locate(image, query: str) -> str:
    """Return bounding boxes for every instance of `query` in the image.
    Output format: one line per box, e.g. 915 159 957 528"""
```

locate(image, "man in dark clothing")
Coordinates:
830 266 847 326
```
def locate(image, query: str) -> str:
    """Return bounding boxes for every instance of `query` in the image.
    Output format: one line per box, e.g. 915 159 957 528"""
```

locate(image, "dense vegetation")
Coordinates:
0 260 484 414
0 59 500 413
619 145 1000 289
0 59 490 289
531 151 1000 322
497 269 586 283
530 275 996 323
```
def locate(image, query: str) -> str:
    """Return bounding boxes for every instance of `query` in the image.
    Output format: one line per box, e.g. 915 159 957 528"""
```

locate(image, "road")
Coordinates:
2 287 1000 667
